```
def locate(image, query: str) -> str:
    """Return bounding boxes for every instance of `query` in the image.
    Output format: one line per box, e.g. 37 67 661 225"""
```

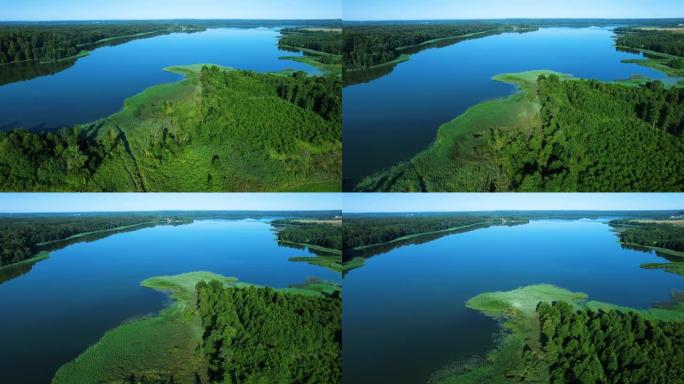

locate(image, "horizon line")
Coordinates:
344 209 683 213
0 209 342 214
0 18 341 23
343 17 684 22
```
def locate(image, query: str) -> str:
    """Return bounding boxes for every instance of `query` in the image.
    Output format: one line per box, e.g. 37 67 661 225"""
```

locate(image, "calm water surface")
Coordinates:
0 219 338 384
343 219 684 384
343 27 680 186
0 28 317 131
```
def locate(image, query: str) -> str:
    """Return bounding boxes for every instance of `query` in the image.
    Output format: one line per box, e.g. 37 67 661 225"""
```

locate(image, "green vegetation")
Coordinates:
197 277 341 383
53 271 341 384
357 70 684 192
52 272 234 384
434 284 684 384
538 301 684 383
616 27 684 56
0 64 341 191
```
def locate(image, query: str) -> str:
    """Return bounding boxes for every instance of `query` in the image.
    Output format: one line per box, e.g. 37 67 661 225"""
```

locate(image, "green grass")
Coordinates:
466 284 588 318
52 271 338 383
356 70 565 191
51 272 230 384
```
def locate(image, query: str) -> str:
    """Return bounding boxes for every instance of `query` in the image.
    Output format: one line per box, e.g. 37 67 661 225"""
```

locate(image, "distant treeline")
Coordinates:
538 301 684 383
196 281 341 383
616 27 684 58
273 219 342 251
343 215 513 250
342 24 534 71
0 24 204 64
611 220 684 252
279 27 342 55
0 215 167 266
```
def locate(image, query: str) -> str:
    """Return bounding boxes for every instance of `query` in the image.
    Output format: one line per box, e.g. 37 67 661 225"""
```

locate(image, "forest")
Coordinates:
358 73 684 192
342 23 534 71
616 27 684 57
279 27 342 56
611 219 684 252
196 280 341 384
488 76 684 191
272 219 342 251
0 23 204 64
537 301 684 383
0 215 167 267
0 65 341 191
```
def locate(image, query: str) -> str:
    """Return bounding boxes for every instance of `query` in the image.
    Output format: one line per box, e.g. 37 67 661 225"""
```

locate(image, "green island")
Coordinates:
357 69 684 192
52 271 341 384
431 284 684 384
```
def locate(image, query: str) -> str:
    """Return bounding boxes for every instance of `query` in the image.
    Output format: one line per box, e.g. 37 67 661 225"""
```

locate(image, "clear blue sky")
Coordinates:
0 193 341 213
343 193 684 213
344 0 684 21
0 0 340 21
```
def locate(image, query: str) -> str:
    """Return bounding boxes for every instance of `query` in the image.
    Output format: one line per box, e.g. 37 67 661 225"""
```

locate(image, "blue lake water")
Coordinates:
0 28 317 131
343 219 684 384
0 219 338 384
343 27 680 186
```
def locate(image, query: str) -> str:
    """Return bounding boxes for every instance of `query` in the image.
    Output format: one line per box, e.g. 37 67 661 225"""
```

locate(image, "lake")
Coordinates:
0 219 338 384
0 28 318 131
342 219 684 384
343 27 680 186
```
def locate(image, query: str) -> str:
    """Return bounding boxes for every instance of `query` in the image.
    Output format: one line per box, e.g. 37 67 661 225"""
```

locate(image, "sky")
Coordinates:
0 0 340 21
0 193 341 213
343 193 684 213
344 0 684 20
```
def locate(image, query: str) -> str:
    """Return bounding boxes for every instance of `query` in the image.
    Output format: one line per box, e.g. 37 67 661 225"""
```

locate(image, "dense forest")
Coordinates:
279 28 342 55
616 27 684 57
196 280 341 384
537 301 684 383
0 65 341 191
273 219 342 251
611 220 684 252
0 215 167 267
359 74 684 191
342 24 534 71
489 76 684 191
0 24 203 64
